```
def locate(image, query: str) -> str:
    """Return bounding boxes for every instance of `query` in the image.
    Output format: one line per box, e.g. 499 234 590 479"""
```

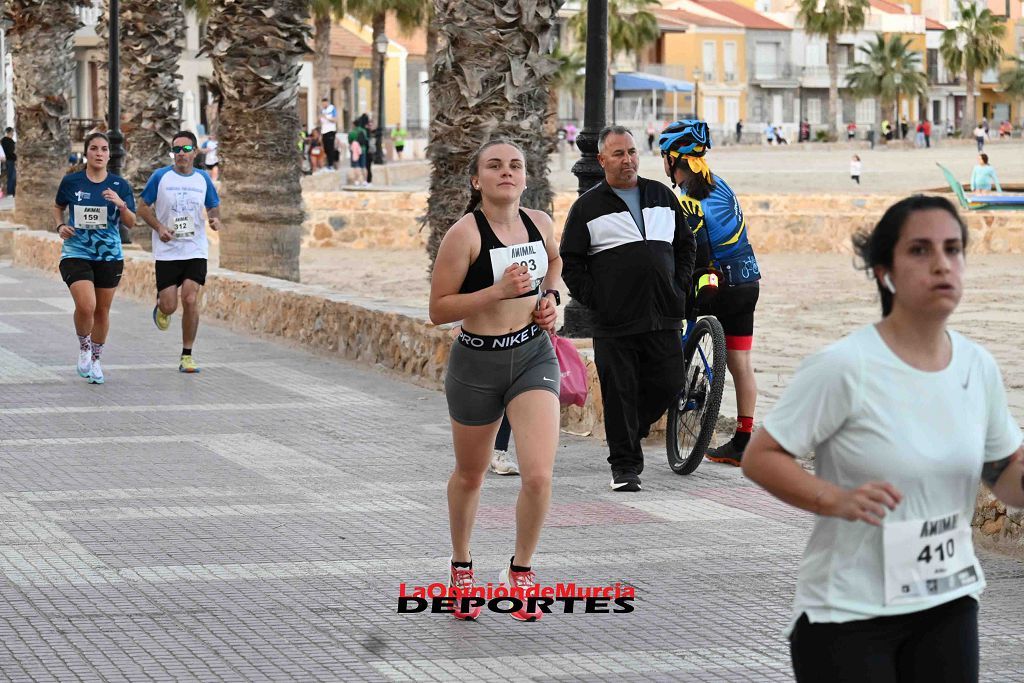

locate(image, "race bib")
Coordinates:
489 241 548 292
172 215 195 239
883 510 981 606
73 204 108 230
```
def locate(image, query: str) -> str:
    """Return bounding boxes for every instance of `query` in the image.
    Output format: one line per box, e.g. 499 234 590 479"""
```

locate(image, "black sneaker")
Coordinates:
610 470 642 492
706 439 744 467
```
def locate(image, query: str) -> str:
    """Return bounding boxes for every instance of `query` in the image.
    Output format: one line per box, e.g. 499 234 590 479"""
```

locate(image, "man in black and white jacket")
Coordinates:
560 125 696 492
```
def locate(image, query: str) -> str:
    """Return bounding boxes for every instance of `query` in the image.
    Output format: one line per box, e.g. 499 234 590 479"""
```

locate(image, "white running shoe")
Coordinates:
77 349 92 378
490 450 520 476
88 360 104 385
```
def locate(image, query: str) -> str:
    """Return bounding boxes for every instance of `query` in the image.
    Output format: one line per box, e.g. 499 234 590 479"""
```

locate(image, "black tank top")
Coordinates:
459 209 548 298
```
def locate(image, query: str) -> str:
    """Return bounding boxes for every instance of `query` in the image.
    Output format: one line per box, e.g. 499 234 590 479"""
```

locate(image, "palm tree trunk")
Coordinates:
314 12 332 104
826 34 839 141
371 12 386 126
964 71 976 136
4 1 85 230
203 0 310 282
120 1 185 193
426 0 560 269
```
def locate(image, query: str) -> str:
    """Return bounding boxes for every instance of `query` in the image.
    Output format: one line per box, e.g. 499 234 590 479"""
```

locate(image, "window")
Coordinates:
703 41 716 81
806 98 821 124
724 42 737 81
755 43 778 79
856 98 876 124
703 97 719 123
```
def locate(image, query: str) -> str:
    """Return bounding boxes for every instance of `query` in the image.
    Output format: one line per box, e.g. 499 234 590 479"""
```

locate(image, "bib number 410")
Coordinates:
918 539 955 564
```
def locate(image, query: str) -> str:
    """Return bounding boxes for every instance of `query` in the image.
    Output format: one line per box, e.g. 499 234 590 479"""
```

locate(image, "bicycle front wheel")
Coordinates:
666 317 727 475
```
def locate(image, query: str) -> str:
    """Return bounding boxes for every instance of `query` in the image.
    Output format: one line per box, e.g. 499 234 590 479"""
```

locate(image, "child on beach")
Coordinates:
850 154 862 185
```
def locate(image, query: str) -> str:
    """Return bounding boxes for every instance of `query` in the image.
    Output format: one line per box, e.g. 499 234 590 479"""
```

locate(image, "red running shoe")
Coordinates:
449 561 483 621
498 562 543 622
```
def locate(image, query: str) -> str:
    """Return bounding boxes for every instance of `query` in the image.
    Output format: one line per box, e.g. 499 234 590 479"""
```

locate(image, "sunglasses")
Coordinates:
171 145 195 154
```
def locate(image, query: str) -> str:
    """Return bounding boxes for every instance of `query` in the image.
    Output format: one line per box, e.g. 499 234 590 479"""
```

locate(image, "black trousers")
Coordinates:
790 596 979 683
594 330 684 475
322 131 337 168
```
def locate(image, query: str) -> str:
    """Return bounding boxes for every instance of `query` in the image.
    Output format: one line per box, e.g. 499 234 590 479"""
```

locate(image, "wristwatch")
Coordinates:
543 289 561 306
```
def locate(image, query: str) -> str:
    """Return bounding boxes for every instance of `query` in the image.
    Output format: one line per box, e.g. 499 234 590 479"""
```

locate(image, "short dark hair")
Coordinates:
597 125 634 152
171 130 197 147
980 153 989 165
4 127 12 135
83 132 109 155
852 195 968 316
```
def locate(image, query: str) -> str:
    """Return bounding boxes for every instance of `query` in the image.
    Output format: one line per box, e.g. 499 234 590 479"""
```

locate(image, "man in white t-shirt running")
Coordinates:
136 131 221 373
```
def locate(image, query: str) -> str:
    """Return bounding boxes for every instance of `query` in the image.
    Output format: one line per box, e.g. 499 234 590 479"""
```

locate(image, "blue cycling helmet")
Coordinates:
659 119 713 187
658 119 712 157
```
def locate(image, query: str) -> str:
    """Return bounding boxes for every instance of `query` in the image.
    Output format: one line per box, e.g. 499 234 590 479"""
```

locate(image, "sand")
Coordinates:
298 248 1024 421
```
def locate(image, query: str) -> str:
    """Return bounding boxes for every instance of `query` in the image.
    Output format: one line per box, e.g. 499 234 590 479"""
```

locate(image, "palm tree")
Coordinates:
426 0 561 268
846 34 928 143
201 0 311 282
342 0 427 130
2 0 90 230
999 56 1024 128
796 0 870 141
96 1 187 193
310 0 346 105
548 45 585 135
569 0 659 72
941 2 1005 136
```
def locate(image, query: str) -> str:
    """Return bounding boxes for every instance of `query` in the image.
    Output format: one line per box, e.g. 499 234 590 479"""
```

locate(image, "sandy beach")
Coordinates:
297 248 1024 423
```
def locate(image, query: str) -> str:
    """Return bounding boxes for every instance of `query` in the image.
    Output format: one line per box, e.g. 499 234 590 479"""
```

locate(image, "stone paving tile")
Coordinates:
1 261 1023 681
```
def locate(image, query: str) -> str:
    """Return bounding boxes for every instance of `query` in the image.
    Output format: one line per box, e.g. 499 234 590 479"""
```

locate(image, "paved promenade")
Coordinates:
1 261 1023 682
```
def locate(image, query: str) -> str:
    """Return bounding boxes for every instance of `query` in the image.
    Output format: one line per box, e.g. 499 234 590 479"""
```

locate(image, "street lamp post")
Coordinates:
563 0 608 337
107 0 131 243
373 31 387 165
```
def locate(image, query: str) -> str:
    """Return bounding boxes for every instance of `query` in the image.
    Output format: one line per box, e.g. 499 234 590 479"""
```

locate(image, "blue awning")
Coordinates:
614 72 694 93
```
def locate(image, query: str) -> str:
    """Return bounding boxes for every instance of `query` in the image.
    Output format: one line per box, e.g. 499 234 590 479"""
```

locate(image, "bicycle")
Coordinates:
666 314 726 475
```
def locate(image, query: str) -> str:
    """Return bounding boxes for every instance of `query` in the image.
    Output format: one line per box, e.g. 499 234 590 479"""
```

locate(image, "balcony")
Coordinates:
747 63 799 87
800 64 850 88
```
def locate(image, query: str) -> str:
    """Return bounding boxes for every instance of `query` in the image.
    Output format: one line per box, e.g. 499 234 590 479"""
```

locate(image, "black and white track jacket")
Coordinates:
559 177 696 338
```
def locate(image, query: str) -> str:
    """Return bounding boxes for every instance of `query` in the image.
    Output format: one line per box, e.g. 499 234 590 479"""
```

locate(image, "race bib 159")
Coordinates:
73 204 107 230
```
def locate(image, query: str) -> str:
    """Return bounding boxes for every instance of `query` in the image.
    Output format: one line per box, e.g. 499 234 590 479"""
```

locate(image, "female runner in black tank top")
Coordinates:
429 140 563 622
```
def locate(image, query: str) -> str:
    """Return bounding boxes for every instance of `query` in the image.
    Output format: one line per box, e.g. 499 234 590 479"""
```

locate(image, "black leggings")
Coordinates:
790 596 978 683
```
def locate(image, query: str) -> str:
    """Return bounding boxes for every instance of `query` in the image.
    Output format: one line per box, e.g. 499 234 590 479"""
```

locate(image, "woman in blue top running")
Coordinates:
53 132 137 385
659 119 761 466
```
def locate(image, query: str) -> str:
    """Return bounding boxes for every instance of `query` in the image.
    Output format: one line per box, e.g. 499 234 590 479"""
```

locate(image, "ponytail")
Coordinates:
463 187 482 216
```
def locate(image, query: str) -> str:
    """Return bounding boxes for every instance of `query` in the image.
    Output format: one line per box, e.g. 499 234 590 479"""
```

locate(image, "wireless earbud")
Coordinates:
883 273 896 294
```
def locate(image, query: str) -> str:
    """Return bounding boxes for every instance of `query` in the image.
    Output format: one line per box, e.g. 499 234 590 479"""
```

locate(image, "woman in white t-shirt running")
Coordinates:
743 195 1024 682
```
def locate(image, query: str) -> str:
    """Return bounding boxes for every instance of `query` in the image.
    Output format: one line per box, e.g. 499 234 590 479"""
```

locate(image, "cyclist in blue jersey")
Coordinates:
54 132 137 385
659 120 760 466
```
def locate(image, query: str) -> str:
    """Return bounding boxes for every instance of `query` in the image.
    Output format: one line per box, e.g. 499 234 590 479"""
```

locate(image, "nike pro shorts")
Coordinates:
444 323 560 426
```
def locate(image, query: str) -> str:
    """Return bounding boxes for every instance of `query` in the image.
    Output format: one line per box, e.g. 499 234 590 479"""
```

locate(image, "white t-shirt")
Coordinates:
320 104 338 134
201 139 219 165
764 325 1022 634
850 160 862 176
140 166 220 261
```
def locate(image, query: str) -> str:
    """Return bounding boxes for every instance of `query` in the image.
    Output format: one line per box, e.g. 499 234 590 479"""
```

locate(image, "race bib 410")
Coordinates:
883 510 981 606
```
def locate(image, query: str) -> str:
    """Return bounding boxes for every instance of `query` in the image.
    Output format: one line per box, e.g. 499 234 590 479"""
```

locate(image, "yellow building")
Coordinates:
653 6 747 135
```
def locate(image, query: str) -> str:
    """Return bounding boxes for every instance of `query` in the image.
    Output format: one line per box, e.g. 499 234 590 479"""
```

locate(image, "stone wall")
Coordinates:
303 190 1024 254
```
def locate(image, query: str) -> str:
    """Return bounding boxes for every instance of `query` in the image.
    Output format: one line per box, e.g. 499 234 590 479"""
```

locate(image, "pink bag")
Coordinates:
551 334 588 407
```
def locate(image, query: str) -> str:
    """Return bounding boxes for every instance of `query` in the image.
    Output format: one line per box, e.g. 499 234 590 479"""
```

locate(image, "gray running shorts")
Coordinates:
444 323 560 426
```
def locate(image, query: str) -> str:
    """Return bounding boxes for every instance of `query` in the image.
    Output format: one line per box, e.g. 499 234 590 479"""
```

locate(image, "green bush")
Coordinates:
814 130 829 142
